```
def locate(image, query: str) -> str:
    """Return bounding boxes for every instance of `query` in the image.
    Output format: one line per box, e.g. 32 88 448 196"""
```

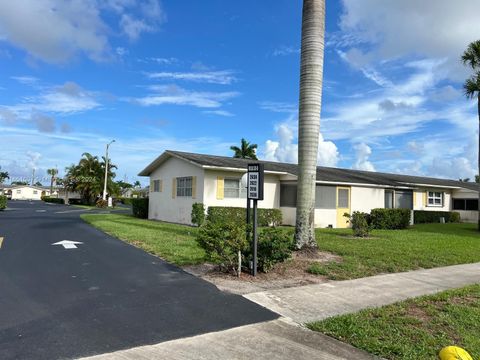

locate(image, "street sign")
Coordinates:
52 240 83 249
247 163 264 200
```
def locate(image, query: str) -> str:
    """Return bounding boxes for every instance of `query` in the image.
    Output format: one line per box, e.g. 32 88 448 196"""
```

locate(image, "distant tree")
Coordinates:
65 153 117 204
0 166 9 184
34 181 43 187
459 178 471 182
47 168 58 194
476 175 480 183
230 138 258 160
133 180 141 188
116 180 133 190
462 39 480 230
11 181 28 185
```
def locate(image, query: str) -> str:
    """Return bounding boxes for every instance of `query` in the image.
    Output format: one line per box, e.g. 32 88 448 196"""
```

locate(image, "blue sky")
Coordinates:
0 0 479 185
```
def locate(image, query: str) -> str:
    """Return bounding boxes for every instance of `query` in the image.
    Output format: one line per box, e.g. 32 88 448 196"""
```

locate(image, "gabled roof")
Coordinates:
139 150 480 192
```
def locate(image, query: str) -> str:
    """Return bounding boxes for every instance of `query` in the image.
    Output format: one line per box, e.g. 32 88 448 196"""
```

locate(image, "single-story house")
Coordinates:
3 185 51 200
138 150 479 227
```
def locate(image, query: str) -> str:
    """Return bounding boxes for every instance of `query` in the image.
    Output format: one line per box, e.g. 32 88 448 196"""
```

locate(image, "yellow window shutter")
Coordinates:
423 191 427 207
159 179 163 192
150 179 154 192
216 176 224 200
413 192 416 208
172 178 176 198
192 176 197 199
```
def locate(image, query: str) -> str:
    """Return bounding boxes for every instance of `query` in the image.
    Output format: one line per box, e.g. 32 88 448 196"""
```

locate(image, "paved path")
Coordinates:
245 263 480 324
80 319 377 360
0 201 277 359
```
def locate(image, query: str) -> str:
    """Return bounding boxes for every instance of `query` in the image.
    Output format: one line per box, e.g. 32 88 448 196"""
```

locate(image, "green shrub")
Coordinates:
414 210 462 224
116 197 133 205
68 198 86 205
0 195 6 210
42 197 65 204
206 206 282 226
245 227 294 272
370 208 411 229
191 203 206 226
132 198 149 219
344 211 371 237
196 221 248 274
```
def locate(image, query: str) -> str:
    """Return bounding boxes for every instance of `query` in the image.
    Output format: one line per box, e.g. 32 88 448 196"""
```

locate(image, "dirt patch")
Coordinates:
183 250 341 295
405 304 432 324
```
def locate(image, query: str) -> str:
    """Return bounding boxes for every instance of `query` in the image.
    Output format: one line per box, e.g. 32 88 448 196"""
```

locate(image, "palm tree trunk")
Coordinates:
295 0 325 249
478 95 480 230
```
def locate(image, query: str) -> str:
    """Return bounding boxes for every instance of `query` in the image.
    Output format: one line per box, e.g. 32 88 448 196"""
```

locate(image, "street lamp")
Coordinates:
102 140 115 202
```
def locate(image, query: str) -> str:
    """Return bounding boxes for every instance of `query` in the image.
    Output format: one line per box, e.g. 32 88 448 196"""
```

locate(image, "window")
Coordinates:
337 188 349 208
176 177 192 197
153 179 161 192
280 184 296 207
395 190 413 209
453 198 479 211
385 190 394 209
427 191 443 207
16 189 21 194
224 178 246 198
315 186 336 209
33 190 38 195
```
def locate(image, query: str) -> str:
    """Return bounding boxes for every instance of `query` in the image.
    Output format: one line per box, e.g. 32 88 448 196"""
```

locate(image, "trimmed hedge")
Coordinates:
132 198 149 219
370 208 411 230
206 206 282 227
0 195 6 210
414 210 461 224
42 197 65 204
191 203 206 226
67 198 86 205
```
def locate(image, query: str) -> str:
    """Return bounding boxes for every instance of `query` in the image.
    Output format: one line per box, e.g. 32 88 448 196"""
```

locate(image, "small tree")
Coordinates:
230 138 258 160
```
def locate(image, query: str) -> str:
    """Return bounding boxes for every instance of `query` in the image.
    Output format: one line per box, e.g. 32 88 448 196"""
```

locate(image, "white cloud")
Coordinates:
134 85 240 108
203 110 234 117
32 113 56 133
352 143 375 171
338 0 480 80
263 119 339 167
258 101 297 114
273 46 300 57
0 0 165 63
147 70 237 85
11 76 39 85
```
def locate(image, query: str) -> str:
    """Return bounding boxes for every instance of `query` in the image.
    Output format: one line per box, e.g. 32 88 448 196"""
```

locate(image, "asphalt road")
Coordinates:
0 201 277 360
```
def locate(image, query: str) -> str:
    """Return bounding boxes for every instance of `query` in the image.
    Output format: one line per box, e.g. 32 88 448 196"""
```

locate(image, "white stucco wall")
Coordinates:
203 170 280 209
11 186 49 200
148 157 204 225
351 186 384 213
280 207 337 228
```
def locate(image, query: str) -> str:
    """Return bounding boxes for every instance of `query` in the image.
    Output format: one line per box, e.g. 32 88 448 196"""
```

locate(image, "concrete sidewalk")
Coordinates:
245 262 480 324
80 319 377 360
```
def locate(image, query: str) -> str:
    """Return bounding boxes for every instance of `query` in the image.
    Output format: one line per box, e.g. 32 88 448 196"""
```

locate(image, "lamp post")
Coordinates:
102 140 115 201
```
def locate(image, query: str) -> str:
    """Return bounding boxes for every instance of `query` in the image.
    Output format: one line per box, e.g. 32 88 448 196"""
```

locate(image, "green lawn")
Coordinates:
307 284 480 360
80 213 204 265
310 223 480 280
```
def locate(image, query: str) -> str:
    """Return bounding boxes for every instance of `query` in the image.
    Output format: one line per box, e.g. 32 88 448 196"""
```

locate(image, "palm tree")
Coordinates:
0 166 9 184
462 40 480 230
47 168 58 194
230 138 258 160
295 0 325 249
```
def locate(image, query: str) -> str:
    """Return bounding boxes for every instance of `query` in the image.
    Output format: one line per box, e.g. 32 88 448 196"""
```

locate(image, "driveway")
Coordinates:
0 201 277 359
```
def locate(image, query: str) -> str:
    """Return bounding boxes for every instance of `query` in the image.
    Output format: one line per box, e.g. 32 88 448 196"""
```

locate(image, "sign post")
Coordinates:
247 163 264 276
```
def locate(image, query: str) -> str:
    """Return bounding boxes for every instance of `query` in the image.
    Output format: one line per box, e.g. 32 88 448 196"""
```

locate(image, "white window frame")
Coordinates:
16 189 21 194
176 177 192 197
427 191 443 207
224 178 247 199
153 179 161 192
33 190 38 195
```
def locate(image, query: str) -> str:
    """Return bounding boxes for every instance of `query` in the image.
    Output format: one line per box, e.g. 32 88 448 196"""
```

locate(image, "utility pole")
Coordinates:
31 168 35 186
102 140 115 201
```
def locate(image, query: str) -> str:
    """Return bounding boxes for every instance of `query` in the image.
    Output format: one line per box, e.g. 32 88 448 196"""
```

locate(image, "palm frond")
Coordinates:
463 74 480 99
462 40 480 69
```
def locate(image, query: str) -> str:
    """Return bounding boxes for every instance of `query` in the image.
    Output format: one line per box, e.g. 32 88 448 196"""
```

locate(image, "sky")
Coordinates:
0 0 479 186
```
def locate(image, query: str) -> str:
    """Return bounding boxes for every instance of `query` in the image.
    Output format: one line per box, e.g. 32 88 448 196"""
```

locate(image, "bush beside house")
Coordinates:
414 210 461 224
370 208 411 230
191 203 206 226
206 206 282 227
41 196 65 204
132 198 149 219
0 195 6 210
344 211 371 237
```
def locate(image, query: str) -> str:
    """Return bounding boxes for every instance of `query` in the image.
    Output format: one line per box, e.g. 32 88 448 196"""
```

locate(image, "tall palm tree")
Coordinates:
230 138 258 160
47 168 58 194
0 166 9 184
295 0 325 249
462 40 480 231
